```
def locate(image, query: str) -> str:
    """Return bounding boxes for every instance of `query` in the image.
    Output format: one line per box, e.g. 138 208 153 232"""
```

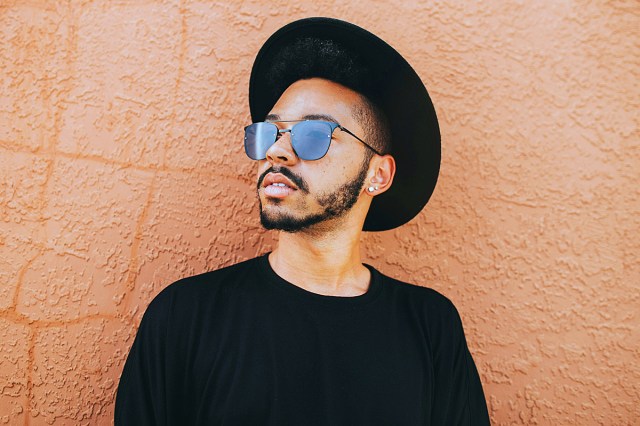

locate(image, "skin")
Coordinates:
256 78 396 296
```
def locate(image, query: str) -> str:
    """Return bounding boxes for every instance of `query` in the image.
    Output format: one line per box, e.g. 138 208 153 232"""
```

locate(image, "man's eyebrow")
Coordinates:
301 114 339 123
263 113 340 124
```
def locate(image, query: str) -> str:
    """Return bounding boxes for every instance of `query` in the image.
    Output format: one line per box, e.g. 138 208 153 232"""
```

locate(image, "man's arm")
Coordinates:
115 290 171 425
430 299 490 425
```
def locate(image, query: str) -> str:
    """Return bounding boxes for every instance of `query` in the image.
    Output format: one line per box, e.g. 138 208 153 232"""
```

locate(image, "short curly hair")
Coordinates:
265 37 391 154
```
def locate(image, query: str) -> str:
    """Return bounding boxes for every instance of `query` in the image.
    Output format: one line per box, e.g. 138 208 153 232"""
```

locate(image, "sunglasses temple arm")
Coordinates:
339 126 383 156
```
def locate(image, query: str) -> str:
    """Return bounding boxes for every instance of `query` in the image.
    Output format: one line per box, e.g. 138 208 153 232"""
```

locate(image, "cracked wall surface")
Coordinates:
1 1 638 424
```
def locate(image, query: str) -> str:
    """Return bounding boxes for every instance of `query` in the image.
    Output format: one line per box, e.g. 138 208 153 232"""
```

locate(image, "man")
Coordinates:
115 17 490 425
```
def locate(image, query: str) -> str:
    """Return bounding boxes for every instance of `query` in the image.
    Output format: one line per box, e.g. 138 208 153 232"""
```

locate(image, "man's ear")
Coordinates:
365 154 396 196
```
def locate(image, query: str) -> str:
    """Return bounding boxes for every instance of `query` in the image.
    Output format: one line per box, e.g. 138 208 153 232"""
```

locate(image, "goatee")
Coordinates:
258 154 371 232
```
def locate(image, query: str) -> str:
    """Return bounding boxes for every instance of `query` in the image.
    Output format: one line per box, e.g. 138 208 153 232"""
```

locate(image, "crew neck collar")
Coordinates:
257 252 382 308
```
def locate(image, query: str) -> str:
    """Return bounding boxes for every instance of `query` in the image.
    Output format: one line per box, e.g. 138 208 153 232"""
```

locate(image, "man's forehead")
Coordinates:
266 78 362 122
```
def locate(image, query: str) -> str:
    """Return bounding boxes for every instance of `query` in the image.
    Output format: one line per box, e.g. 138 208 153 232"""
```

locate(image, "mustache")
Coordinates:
257 166 309 193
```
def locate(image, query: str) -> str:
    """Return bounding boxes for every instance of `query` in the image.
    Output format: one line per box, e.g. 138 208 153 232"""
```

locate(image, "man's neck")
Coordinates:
269 225 371 297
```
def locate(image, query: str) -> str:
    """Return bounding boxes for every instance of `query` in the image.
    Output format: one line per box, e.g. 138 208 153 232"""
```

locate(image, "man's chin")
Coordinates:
259 210 327 233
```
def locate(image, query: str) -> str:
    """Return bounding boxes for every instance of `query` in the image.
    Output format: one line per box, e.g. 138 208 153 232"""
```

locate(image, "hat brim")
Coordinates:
249 17 440 231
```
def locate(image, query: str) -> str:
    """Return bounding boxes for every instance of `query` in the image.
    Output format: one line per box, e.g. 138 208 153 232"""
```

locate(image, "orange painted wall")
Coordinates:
1 1 638 424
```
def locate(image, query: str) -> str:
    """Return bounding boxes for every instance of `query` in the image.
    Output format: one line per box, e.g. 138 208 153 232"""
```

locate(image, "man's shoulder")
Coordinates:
377 271 469 345
377 270 459 317
173 255 262 289
146 255 264 311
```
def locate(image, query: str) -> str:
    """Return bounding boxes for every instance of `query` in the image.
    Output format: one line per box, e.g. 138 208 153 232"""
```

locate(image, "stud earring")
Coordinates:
367 186 378 193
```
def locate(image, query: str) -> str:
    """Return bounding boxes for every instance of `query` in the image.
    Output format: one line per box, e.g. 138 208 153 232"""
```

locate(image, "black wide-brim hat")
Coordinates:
249 17 440 231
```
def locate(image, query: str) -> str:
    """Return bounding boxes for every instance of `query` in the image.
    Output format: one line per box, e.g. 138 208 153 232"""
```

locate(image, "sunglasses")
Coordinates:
244 120 381 161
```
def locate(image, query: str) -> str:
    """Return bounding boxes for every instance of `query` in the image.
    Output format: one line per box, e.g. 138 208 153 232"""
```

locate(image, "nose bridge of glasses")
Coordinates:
274 127 293 149
267 126 294 160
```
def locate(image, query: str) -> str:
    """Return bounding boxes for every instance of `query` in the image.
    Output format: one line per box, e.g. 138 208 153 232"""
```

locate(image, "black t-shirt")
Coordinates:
115 254 489 425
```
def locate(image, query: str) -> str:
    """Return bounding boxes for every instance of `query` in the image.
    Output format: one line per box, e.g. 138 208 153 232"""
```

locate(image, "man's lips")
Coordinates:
261 173 297 198
257 167 309 192
262 173 298 189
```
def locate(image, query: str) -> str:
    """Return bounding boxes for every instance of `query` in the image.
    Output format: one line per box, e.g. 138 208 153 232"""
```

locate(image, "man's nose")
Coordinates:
265 131 297 165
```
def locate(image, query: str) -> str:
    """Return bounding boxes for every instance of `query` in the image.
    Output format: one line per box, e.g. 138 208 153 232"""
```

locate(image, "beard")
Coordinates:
257 153 371 233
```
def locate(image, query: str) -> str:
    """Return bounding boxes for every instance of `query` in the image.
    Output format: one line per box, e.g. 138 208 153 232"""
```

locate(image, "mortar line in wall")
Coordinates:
56 150 160 172
159 0 188 170
30 313 119 329
2 143 255 185
0 307 119 329
120 171 159 313
115 0 188 317
14 0 75 338
0 309 32 325
29 0 75 229
10 248 45 312
24 326 36 426
0 140 40 154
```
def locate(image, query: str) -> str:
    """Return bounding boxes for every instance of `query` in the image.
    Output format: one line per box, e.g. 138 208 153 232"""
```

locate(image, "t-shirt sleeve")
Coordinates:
429 298 490 425
115 288 173 426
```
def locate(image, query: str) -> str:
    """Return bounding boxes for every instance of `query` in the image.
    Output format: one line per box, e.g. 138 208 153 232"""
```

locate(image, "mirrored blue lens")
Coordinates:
291 121 333 160
244 122 278 160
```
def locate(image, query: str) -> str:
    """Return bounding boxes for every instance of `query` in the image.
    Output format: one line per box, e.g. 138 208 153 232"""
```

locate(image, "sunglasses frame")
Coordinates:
244 119 383 161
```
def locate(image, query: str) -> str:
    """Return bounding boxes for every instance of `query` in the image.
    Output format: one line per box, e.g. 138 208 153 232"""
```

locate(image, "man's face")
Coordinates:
256 78 372 233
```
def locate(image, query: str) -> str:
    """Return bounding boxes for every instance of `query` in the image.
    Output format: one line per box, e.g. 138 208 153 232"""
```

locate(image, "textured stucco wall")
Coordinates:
1 1 638 424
